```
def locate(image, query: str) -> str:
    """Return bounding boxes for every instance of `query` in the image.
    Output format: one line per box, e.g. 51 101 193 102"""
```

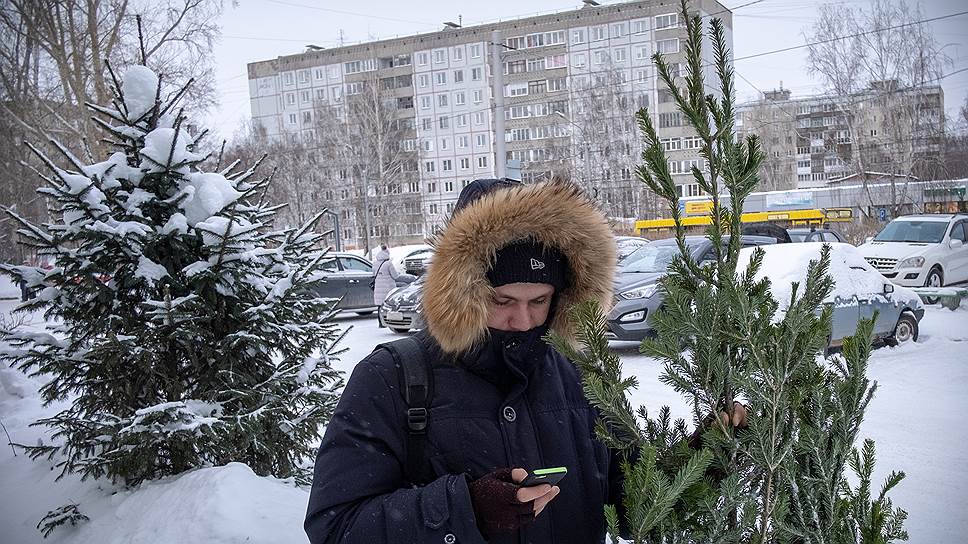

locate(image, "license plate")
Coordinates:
387 311 404 322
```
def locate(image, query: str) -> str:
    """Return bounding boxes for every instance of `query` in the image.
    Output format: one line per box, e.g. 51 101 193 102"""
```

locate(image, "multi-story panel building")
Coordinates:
247 0 733 248
737 84 944 191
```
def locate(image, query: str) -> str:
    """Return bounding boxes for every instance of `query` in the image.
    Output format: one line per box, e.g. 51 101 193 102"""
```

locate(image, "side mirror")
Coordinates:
950 239 964 249
883 283 894 295
864 236 874 244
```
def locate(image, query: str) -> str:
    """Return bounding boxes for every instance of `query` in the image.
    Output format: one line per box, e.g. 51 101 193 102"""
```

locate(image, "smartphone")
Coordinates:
520 466 568 487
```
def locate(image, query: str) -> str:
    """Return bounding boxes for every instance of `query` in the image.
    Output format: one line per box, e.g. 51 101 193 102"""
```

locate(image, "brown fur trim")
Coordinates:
422 180 616 355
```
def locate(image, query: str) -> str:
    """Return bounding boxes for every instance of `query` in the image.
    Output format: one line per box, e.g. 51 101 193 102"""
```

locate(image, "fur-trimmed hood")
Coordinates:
422 180 616 355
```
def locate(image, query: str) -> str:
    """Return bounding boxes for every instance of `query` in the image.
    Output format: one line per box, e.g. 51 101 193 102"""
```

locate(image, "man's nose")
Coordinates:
508 303 532 331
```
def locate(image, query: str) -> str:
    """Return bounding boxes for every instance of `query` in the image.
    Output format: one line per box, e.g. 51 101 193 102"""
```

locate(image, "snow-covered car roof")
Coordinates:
738 242 920 307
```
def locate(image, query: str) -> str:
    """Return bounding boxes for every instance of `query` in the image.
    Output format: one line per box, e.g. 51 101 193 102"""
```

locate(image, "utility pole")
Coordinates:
490 30 506 179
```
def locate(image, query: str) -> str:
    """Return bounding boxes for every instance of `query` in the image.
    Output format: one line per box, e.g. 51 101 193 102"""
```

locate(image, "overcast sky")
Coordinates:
206 0 968 142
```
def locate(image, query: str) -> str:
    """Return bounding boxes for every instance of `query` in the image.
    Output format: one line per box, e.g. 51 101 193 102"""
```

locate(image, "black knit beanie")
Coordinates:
487 238 568 290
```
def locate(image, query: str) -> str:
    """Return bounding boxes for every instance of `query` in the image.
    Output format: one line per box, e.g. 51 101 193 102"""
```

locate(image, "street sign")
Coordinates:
877 207 888 222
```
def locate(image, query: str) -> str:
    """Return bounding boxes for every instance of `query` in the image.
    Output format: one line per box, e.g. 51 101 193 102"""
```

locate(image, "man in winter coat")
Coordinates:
372 244 401 307
305 178 623 543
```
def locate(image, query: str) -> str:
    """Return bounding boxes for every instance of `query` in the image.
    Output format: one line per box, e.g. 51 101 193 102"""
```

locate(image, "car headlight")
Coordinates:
620 284 658 300
897 256 925 269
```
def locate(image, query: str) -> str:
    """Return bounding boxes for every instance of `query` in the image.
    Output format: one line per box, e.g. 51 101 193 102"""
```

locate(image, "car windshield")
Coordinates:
619 243 681 273
788 231 808 242
874 220 948 243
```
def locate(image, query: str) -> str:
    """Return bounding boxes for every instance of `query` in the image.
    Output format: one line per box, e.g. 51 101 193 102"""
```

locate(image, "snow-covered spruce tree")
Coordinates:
0 64 343 488
550 2 907 542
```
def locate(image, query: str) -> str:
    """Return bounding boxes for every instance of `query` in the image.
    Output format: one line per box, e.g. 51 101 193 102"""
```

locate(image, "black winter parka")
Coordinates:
305 180 622 543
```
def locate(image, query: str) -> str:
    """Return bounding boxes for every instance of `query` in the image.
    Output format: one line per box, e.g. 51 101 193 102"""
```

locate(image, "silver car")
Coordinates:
380 274 426 333
742 242 925 347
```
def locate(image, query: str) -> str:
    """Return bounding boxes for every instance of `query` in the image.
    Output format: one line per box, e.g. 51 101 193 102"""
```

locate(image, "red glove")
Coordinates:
468 468 535 536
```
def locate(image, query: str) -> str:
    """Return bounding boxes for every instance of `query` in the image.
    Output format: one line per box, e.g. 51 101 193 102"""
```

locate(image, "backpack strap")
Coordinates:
377 336 434 486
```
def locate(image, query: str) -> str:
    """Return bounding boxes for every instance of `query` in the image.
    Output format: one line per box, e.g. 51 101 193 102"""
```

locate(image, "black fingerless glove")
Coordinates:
468 468 535 537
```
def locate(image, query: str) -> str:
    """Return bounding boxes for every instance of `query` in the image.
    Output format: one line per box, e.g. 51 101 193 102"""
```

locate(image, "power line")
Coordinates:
263 0 439 27
734 9 968 63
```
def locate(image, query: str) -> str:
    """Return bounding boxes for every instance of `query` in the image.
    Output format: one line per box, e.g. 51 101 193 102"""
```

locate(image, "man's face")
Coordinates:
486 282 555 332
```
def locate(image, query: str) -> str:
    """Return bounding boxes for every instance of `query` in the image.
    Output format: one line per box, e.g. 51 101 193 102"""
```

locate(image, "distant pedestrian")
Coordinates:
372 244 401 307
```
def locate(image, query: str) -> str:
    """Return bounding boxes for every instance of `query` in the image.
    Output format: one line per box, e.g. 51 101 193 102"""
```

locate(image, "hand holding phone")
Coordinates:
519 466 567 487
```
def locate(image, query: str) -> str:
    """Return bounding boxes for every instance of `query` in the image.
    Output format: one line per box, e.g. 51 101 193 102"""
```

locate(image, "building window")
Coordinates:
547 77 567 92
315 88 326 100
456 114 468 127
473 89 483 103
301 111 312 124
442 159 453 171
633 19 649 34
454 70 464 83
470 44 482 58
436 72 447 85
657 39 679 54
507 83 528 97
458 135 469 148
425 161 435 173
285 92 296 106
345 82 362 95
572 29 586 44
655 13 679 30
422 117 432 130
476 133 488 147
287 113 297 125
595 51 608 65
592 26 607 41
434 49 446 63
455 91 466 105
453 47 463 61
635 45 649 60
611 23 626 38
614 48 627 62
438 94 448 107
477 156 488 168
471 67 483 81
283 72 294 85
421 96 431 110
419 74 429 88
474 112 485 125
445 181 454 192
460 157 470 169
439 116 449 129
573 53 587 68
659 112 682 128
418 52 429 65
314 68 325 80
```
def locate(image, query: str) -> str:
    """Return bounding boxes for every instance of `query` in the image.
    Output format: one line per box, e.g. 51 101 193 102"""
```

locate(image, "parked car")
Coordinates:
787 227 848 244
379 274 426 333
858 213 968 289
403 248 434 276
607 235 778 341
739 242 924 347
616 236 651 263
312 252 379 314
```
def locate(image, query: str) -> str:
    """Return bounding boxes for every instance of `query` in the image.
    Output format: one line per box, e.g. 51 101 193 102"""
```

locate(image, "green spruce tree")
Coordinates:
0 63 344 492
550 2 907 542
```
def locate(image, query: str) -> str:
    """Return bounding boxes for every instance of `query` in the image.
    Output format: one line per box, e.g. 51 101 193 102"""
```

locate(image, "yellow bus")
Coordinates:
635 207 853 237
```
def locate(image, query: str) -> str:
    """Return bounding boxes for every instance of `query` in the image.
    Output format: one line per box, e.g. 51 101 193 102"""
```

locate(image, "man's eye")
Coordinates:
531 298 548 305
494 299 512 306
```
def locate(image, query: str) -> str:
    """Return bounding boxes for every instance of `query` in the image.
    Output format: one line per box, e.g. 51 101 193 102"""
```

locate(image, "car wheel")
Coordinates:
389 327 410 334
356 310 374 316
885 311 919 346
924 267 943 304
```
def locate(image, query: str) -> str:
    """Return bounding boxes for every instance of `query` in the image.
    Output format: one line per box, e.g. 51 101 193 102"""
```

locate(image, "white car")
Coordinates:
858 214 968 288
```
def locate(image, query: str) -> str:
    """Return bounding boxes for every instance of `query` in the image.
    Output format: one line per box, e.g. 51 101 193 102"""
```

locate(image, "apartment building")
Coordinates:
247 0 733 248
737 84 944 191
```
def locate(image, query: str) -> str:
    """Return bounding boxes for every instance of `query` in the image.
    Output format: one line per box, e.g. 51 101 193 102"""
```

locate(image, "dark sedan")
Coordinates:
607 236 777 341
313 252 379 314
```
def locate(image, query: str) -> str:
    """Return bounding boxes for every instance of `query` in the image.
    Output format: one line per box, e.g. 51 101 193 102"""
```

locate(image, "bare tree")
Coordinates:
805 0 950 215
313 75 421 252
0 0 223 261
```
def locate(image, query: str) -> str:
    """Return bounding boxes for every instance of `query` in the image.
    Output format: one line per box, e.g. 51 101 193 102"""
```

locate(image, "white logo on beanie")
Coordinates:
530 258 545 270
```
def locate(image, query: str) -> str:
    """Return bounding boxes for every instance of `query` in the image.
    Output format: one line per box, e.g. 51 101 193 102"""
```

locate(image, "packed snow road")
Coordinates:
330 306 968 543
1 285 966 542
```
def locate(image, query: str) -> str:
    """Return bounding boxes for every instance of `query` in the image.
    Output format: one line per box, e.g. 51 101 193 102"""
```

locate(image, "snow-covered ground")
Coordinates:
1 278 966 543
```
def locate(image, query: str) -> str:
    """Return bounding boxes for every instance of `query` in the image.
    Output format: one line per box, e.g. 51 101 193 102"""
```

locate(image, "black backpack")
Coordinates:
375 336 434 486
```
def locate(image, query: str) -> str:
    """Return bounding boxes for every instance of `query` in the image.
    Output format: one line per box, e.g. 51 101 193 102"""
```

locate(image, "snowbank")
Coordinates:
61 463 309 544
